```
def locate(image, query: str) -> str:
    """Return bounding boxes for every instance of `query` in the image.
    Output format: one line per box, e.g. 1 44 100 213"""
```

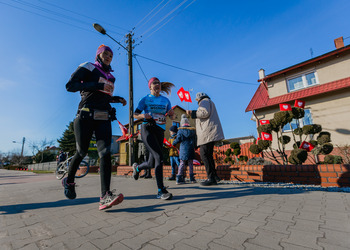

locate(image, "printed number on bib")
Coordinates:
153 113 166 125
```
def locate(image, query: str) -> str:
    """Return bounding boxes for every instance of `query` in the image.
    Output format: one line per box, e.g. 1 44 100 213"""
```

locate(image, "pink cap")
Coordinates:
148 77 160 88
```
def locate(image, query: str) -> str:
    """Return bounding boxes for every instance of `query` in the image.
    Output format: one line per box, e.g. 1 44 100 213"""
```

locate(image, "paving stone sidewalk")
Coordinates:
0 169 350 250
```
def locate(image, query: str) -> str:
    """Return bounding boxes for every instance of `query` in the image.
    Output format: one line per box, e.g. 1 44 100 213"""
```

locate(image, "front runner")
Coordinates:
132 77 176 200
64 44 126 210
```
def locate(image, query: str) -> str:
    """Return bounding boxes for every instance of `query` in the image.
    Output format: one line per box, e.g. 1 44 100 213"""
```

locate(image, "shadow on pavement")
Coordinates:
0 197 98 215
111 184 307 213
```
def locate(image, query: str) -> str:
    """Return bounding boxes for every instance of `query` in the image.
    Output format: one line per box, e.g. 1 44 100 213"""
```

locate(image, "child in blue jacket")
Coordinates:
172 114 196 184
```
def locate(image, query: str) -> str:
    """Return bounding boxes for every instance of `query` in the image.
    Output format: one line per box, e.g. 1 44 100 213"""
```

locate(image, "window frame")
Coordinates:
286 70 319 92
282 109 313 132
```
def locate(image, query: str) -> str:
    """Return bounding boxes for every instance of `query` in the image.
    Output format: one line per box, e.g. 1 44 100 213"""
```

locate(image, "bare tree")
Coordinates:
29 138 55 163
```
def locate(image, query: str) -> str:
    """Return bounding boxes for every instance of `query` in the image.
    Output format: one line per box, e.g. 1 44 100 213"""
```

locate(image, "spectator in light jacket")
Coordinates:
186 92 224 186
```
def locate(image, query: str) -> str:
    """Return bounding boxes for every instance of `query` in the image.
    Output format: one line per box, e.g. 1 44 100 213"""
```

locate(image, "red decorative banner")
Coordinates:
299 141 315 152
279 103 292 111
163 138 173 148
177 87 185 102
294 99 305 109
193 159 201 165
117 120 128 136
261 132 273 141
183 91 192 102
259 120 270 125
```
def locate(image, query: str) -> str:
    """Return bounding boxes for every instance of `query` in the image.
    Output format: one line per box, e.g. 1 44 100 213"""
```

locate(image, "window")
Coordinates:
283 109 313 132
172 121 180 127
137 124 141 131
287 71 318 92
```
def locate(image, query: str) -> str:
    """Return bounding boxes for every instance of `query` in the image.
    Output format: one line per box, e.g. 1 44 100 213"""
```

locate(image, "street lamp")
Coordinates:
93 23 135 166
12 137 25 163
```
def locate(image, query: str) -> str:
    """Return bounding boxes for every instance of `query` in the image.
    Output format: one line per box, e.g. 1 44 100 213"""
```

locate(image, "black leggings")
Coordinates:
137 123 165 189
68 116 112 197
200 141 218 181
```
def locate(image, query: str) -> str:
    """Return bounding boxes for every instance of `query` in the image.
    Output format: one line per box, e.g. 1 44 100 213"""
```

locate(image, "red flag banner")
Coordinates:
279 103 292 111
117 120 128 136
163 138 173 148
261 132 273 141
183 91 192 103
294 99 305 109
259 120 270 125
193 159 201 165
177 87 185 102
299 141 315 152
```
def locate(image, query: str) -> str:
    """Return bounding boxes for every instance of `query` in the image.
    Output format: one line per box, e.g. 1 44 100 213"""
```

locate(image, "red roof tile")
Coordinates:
246 77 350 112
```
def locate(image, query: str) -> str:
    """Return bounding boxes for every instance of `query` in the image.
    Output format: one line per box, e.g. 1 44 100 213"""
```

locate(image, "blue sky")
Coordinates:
1 0 349 155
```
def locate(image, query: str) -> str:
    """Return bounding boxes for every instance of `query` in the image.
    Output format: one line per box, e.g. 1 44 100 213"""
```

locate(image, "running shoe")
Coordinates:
132 163 139 180
99 190 124 211
157 187 173 200
62 177 76 199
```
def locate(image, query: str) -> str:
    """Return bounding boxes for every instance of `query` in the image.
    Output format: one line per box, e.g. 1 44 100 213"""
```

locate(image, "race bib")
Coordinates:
152 113 166 125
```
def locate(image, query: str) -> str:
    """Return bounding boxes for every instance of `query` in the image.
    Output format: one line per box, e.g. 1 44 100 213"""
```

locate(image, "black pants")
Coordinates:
137 123 165 189
200 141 218 181
68 116 112 197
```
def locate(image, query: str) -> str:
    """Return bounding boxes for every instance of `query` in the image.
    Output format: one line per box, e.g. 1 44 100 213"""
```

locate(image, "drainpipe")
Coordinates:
253 110 264 158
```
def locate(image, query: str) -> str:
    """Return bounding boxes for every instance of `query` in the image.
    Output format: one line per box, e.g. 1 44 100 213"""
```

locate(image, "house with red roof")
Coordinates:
246 37 350 150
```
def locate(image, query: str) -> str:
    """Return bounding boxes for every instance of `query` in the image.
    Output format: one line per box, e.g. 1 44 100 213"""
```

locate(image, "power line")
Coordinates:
139 0 188 38
135 54 258 86
38 0 129 34
134 55 148 81
132 0 168 31
141 0 196 41
0 1 93 33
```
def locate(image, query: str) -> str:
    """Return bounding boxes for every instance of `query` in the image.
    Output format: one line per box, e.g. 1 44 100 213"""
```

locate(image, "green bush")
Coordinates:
230 142 240 149
258 140 271 150
317 132 331 144
269 119 280 132
249 144 262 154
289 107 305 119
324 155 343 164
293 141 301 149
278 135 291 144
293 128 303 136
274 111 293 127
225 149 231 156
239 155 248 162
288 148 308 164
257 124 272 134
320 143 333 155
302 124 322 135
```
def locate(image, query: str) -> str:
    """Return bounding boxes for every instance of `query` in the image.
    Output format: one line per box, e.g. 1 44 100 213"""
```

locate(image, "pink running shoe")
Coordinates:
99 190 124 211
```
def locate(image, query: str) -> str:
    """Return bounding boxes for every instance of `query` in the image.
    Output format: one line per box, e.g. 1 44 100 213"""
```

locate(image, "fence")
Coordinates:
27 161 57 171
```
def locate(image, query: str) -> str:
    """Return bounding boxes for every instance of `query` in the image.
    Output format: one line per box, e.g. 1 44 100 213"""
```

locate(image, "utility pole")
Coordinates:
127 33 135 166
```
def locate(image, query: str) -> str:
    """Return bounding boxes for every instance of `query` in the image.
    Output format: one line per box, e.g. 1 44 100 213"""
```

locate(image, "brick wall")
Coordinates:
115 164 350 188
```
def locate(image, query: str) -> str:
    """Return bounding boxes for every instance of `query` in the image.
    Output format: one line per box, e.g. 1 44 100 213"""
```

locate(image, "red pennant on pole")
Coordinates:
163 138 173 148
117 120 128 136
294 99 305 109
259 120 270 125
279 103 292 111
261 132 273 141
177 87 185 102
183 91 192 103
299 141 315 152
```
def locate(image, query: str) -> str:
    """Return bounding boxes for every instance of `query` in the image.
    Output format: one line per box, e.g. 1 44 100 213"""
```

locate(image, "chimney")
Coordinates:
258 68 265 80
334 37 344 49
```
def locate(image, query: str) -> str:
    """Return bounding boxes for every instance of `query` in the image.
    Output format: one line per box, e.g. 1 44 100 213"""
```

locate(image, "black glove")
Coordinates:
109 107 117 121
